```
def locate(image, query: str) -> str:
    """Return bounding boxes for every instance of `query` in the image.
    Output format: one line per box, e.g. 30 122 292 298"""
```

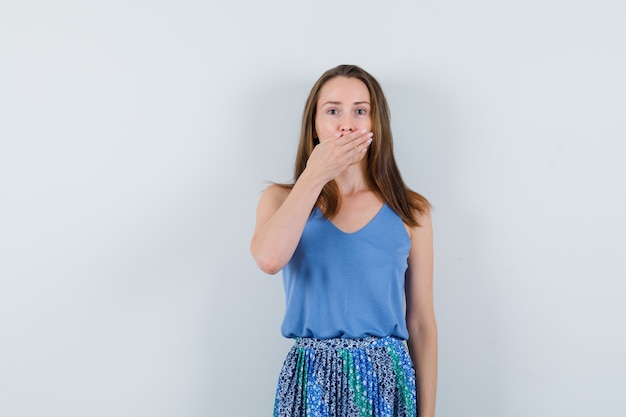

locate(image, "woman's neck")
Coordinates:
334 161 370 196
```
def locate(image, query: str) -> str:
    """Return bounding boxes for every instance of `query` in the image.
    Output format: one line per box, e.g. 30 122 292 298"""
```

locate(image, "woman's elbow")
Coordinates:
254 256 283 275
250 242 284 275
406 314 437 336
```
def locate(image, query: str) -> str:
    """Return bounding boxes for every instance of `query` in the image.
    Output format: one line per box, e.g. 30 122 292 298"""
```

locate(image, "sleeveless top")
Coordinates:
281 203 411 340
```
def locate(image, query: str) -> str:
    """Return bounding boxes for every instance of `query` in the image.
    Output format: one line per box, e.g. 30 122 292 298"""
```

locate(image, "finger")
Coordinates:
337 128 370 146
357 136 373 153
350 132 373 150
345 138 372 165
346 135 373 161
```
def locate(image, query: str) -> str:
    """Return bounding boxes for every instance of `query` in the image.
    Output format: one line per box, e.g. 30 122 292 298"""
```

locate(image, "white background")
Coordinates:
1 1 625 416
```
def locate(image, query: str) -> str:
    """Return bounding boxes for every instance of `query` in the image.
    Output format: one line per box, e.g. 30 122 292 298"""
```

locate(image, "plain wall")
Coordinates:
1 1 625 416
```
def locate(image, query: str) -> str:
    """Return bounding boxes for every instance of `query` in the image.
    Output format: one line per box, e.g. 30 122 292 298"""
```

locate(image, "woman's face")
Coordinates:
314 76 372 143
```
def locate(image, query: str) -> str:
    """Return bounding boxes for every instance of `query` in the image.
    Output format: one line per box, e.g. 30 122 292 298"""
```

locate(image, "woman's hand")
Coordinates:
304 129 373 184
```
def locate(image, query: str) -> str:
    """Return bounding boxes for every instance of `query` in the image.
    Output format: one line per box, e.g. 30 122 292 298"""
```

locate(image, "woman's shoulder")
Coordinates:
405 204 432 240
259 183 291 206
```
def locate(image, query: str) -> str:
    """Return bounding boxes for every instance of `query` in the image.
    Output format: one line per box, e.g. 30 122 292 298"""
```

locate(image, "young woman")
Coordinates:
251 65 437 417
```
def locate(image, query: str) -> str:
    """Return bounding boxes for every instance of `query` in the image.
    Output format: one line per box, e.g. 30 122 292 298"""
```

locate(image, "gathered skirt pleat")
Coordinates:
274 336 417 417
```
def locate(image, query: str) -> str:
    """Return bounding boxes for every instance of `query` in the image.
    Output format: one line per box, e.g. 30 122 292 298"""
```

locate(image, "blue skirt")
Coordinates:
274 336 417 417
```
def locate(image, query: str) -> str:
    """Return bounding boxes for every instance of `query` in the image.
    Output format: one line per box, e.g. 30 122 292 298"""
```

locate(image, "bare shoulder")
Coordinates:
259 184 291 207
255 184 291 225
406 206 433 241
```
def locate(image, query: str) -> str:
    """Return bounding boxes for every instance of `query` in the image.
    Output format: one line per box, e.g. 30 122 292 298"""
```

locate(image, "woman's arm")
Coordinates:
250 130 373 275
250 175 325 275
405 208 438 417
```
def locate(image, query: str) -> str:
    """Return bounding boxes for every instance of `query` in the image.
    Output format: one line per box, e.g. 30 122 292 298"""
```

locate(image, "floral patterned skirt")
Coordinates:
274 336 417 417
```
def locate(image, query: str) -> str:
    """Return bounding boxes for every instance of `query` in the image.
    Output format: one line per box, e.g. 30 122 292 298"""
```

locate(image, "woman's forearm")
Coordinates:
408 325 438 417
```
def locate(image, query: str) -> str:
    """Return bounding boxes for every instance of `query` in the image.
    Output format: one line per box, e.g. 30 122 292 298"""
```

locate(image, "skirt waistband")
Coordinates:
293 335 404 350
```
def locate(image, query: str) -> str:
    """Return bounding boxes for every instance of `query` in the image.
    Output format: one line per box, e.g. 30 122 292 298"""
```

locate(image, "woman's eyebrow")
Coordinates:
321 100 371 106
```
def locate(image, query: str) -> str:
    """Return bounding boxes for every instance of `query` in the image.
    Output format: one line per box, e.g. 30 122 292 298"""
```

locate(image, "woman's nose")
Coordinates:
340 116 354 132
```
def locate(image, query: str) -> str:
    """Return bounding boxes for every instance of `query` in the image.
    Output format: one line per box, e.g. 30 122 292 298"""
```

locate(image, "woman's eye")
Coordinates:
327 109 338 115
356 109 367 115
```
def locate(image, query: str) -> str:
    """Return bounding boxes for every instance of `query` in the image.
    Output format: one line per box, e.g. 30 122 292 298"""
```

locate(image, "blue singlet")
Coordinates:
280 203 411 339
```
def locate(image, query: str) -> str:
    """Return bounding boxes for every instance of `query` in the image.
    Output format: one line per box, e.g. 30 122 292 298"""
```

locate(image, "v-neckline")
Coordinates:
319 203 386 235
